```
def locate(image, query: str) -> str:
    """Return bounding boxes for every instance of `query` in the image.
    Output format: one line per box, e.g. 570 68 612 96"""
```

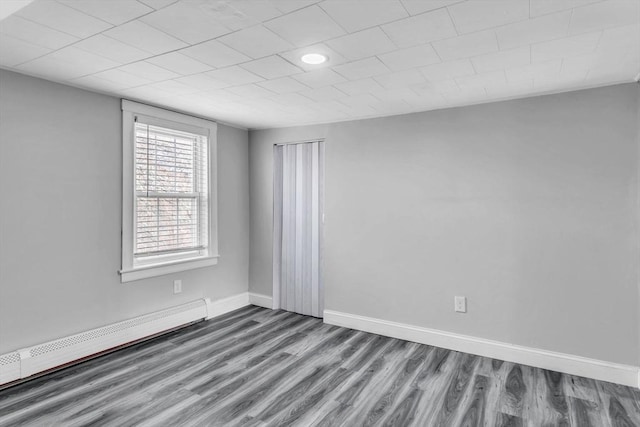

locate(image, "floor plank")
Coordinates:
0 306 638 427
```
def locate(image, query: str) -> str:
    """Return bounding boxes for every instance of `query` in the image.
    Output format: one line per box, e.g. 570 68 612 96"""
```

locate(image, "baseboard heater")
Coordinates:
0 298 215 387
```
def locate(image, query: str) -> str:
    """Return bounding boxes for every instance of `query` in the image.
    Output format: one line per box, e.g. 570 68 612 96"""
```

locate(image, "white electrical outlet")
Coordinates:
454 296 466 313
173 280 182 294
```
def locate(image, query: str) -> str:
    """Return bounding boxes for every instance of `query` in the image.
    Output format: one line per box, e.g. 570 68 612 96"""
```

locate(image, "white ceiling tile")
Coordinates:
0 34 50 67
166 90 218 106
338 100 378 116
405 94 447 110
0 0 38 21
174 73 230 91
432 29 499 61
569 0 640 35
311 100 352 113
183 89 244 105
73 35 153 64
372 88 417 103
241 97 287 113
138 0 177 10
585 48 639 81
326 28 397 61
367 98 406 114
140 2 232 44
400 0 465 15
378 44 441 71
334 78 385 95
118 61 180 81
592 50 640 75
332 104 370 117
471 46 531 73
560 52 600 76
146 51 212 75
443 87 487 103
503 80 535 92
485 79 535 97
103 21 188 55
576 50 637 84
72 74 132 92
240 55 303 79
596 24 640 59
529 0 600 17
388 92 431 108
279 43 348 71
447 0 529 34
218 25 293 59
16 46 119 79
586 67 638 85
145 79 200 95
269 0 320 14
91 68 152 88
180 39 251 68
300 106 346 121
16 1 112 38
205 66 264 87
546 59 591 83
268 92 316 107
381 8 457 48
208 94 250 111
333 57 390 80
599 23 640 50
455 70 506 90
264 5 346 47
531 31 601 62
207 1 283 31
505 59 562 82
368 98 411 114
59 0 153 25
299 86 347 102
405 81 438 96
0 15 78 50
495 10 572 50
374 69 426 88
225 83 275 98
415 78 460 94
535 71 582 88
123 84 173 101
419 58 475 81
292 68 347 88
256 76 308 93
320 0 408 32
339 93 381 109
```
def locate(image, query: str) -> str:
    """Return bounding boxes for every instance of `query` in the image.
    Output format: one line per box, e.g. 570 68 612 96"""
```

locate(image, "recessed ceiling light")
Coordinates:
301 53 328 65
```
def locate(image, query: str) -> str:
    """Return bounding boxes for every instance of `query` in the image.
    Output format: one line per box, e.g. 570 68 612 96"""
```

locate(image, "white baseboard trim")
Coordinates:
249 292 274 309
0 293 251 386
324 309 640 388
205 292 251 319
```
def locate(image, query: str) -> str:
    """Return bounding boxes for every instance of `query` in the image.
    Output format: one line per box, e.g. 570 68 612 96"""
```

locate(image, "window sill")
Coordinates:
119 255 219 283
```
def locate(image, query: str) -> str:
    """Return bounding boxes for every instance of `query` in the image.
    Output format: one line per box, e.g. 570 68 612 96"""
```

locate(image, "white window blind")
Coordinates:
120 100 218 283
134 120 208 259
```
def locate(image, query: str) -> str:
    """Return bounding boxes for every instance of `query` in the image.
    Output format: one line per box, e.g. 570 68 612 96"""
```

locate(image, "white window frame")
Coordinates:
120 100 219 282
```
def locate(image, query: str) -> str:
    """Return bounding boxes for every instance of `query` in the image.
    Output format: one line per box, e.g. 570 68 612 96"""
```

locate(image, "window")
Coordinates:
120 100 218 282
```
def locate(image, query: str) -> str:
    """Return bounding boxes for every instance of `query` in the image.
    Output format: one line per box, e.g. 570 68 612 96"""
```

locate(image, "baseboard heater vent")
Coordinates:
0 352 21 385
0 298 214 386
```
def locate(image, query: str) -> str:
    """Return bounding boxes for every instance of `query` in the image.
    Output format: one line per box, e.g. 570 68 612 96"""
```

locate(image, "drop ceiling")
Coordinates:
0 0 638 129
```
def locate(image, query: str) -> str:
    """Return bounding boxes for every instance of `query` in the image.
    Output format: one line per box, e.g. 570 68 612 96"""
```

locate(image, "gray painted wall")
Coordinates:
0 70 250 353
250 83 639 366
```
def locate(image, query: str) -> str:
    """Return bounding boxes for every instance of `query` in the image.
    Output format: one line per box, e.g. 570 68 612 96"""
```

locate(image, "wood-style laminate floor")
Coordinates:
1 306 639 427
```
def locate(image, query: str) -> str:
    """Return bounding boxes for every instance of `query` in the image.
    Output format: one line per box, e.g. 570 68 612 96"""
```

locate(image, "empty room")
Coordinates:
0 0 639 425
